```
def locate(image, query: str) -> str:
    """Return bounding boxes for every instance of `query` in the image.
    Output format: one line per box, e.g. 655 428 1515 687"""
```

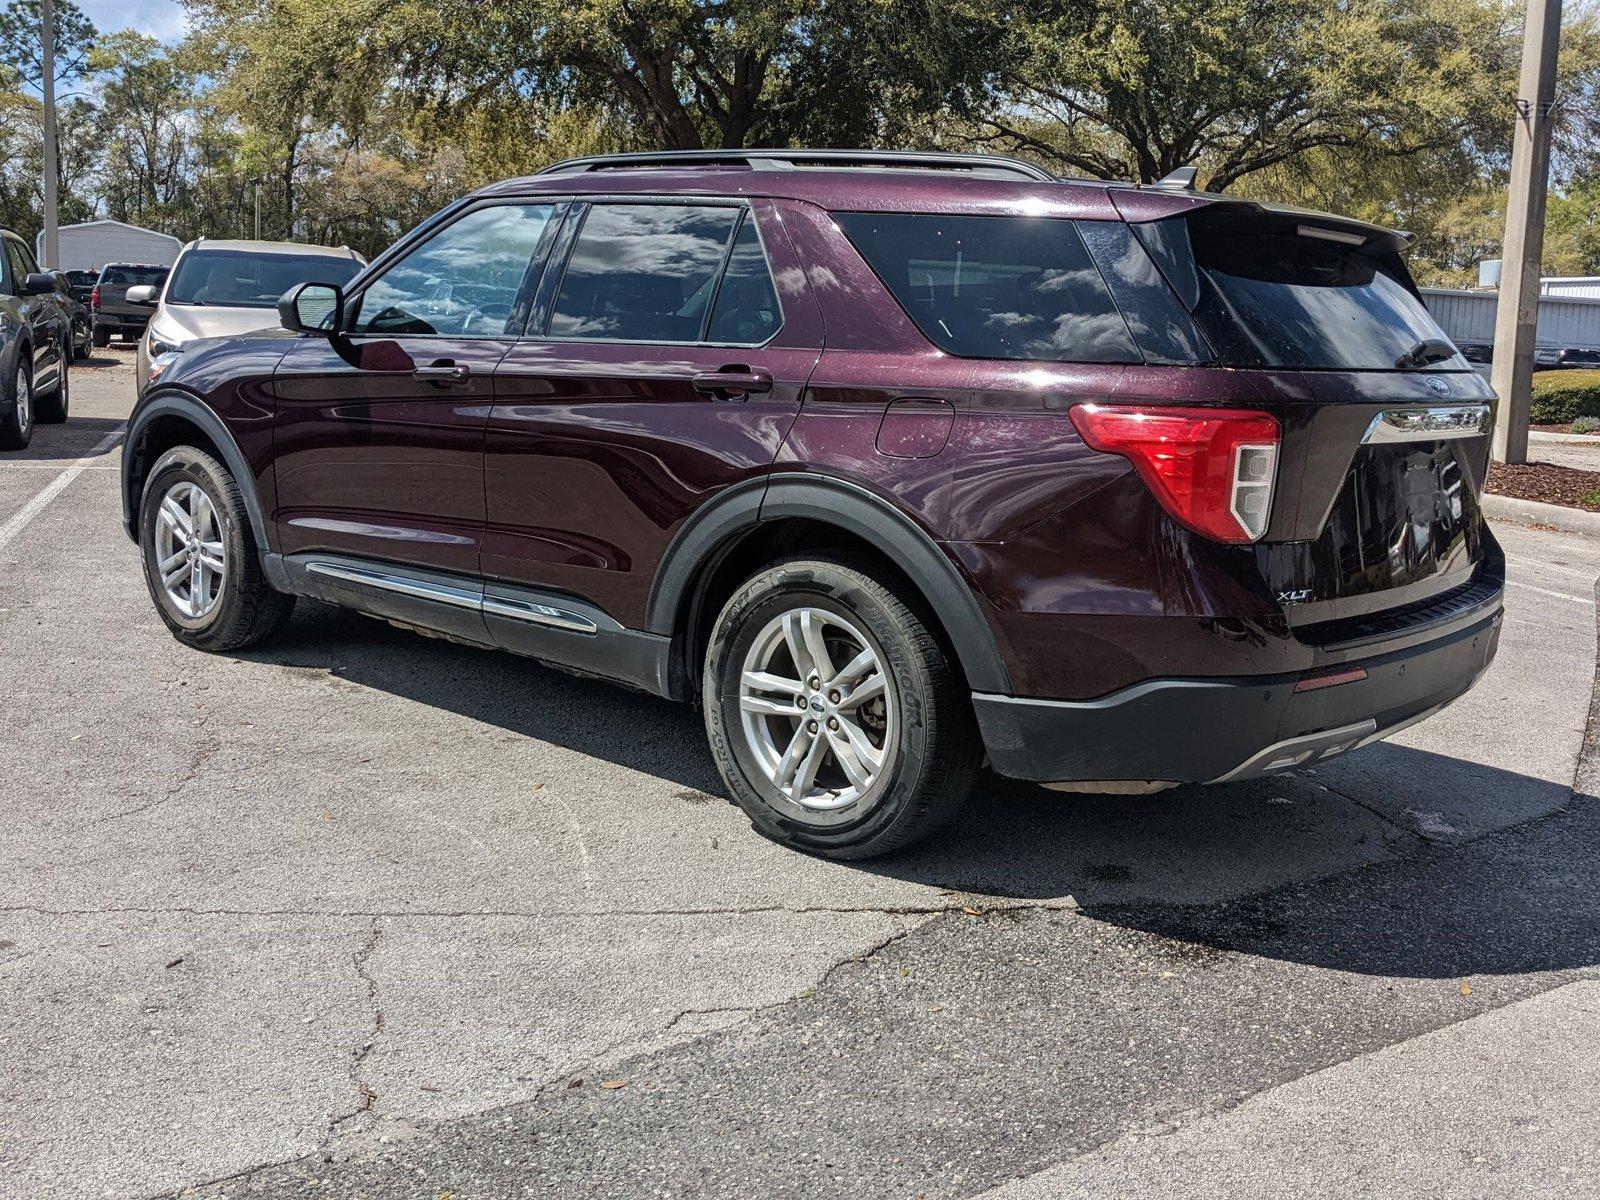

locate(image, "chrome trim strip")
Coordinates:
482 595 598 634
306 560 598 634
1360 404 1490 444
305 561 482 612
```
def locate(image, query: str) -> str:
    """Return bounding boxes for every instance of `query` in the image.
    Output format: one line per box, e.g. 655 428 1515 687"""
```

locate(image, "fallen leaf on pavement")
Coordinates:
600 1079 628 1090
1461 983 1473 996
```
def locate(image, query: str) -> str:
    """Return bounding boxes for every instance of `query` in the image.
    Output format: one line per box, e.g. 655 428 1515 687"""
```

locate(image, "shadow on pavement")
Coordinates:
4 415 127 460
250 599 1588 972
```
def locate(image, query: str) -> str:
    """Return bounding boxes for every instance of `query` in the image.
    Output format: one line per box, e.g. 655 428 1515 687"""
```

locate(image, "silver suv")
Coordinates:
133 239 365 390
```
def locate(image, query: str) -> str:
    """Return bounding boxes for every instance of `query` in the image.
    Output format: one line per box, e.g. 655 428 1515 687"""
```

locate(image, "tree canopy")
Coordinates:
2 0 1599 283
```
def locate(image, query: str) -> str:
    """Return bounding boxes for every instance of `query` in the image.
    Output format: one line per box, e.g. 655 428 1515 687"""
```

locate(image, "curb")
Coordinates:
1530 430 1600 445
1482 491 1600 536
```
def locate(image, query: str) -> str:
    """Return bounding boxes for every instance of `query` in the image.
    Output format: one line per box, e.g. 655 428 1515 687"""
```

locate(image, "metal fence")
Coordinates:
1422 287 1600 351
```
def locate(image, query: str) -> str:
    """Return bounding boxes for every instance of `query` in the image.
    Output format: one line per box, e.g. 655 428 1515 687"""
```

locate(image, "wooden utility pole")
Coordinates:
40 0 58 268
1490 0 1563 465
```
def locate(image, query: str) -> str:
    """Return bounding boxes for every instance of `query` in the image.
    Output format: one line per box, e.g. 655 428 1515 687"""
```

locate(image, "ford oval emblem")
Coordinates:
810 696 825 713
1426 376 1452 397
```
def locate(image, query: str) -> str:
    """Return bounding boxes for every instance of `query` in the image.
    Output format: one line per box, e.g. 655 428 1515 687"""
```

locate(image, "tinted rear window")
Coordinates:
1182 213 1461 370
835 213 1138 363
101 265 169 286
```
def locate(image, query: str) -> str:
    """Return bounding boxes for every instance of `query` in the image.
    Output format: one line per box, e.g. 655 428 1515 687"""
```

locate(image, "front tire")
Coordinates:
0 361 33 450
703 555 979 859
35 357 68 424
138 446 294 651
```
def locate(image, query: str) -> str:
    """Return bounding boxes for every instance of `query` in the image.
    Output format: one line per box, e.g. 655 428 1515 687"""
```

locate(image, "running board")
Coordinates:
305 560 598 633
266 552 676 698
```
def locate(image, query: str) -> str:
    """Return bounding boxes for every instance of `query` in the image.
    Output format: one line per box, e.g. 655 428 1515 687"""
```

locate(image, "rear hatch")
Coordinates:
1133 206 1499 639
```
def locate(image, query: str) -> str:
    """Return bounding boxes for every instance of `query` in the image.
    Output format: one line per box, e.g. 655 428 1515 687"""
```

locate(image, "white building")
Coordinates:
37 219 182 272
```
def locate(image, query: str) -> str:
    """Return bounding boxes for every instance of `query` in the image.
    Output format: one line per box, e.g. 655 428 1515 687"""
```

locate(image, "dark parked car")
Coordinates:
119 150 1503 858
1 227 70 448
48 269 93 361
92 262 169 346
1553 346 1600 369
63 268 97 305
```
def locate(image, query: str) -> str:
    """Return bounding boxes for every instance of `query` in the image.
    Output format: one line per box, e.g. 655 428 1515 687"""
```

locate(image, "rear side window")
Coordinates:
549 203 741 342
1184 213 1461 370
834 212 1139 363
705 213 782 345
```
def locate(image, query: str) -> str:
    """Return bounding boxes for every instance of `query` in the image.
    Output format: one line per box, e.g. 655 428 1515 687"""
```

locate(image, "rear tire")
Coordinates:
0 361 33 450
35 358 68 424
138 446 295 651
91 324 109 348
703 555 980 859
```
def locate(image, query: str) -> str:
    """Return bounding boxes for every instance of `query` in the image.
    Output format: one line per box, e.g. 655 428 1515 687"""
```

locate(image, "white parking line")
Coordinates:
1505 578 1594 605
0 428 125 551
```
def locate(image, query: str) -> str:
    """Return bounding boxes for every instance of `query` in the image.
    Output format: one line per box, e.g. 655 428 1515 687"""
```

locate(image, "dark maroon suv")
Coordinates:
121 149 1502 858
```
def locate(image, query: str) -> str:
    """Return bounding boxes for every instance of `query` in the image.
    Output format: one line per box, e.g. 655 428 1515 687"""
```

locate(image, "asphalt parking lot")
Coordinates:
4 350 1600 1199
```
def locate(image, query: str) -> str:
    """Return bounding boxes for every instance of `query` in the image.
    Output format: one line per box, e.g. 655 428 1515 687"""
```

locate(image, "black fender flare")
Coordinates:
646 473 1013 695
121 390 272 552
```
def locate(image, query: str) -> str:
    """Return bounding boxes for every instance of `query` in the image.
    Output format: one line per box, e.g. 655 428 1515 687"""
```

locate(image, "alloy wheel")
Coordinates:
153 480 227 621
737 605 896 811
14 368 30 436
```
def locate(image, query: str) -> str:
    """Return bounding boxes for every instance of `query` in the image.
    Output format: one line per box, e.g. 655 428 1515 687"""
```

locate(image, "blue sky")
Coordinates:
77 0 187 42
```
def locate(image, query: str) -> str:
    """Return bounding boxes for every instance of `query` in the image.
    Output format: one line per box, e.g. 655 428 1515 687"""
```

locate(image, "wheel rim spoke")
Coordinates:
740 695 798 717
743 669 803 698
838 670 886 710
799 609 834 681
787 731 829 802
827 649 875 690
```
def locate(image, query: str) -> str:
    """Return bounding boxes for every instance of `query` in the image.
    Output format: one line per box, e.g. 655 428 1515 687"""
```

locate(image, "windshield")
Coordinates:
166 249 362 309
1180 213 1463 371
101 265 168 287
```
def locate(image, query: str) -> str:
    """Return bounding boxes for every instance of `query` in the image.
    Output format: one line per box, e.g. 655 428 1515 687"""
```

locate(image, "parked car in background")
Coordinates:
1 227 70 448
48 270 93 361
92 263 169 346
120 149 1503 858
63 268 96 305
1552 346 1600 369
133 239 365 391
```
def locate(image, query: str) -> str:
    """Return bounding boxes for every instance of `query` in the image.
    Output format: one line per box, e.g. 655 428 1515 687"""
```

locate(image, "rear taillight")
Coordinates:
1068 404 1281 544
90 285 100 310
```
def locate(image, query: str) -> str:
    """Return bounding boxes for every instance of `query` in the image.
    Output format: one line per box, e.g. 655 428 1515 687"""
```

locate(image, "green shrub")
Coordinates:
1530 370 1600 424
1572 416 1600 434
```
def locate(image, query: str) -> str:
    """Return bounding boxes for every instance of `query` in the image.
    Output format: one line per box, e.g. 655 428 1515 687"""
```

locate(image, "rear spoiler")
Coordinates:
1108 189 1413 255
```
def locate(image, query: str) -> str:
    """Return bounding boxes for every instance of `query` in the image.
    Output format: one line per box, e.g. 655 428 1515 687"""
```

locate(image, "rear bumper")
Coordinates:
973 604 1502 785
95 313 148 330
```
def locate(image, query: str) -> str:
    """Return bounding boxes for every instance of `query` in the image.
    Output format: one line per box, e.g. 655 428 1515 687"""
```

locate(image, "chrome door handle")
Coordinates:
414 362 471 388
692 368 773 399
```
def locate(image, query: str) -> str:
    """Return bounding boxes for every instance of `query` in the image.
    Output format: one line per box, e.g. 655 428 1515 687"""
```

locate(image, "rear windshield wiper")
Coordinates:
1395 338 1456 369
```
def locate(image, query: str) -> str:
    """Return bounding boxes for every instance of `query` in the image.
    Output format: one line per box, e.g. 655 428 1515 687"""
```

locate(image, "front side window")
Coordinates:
353 203 559 337
2 240 26 293
167 249 362 309
548 203 741 342
835 212 1139 363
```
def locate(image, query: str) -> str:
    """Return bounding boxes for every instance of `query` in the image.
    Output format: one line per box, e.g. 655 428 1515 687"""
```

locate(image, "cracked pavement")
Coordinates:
2 352 1599 1198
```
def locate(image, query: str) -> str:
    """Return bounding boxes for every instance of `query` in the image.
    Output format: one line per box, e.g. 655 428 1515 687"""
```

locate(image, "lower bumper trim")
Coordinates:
973 606 1501 786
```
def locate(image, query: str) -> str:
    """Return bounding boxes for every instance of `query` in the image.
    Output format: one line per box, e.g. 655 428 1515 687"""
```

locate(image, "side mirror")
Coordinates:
278 281 345 336
21 272 57 296
125 284 159 306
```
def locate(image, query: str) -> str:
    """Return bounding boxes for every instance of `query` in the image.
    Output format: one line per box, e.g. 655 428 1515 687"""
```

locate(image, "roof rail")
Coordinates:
537 149 1056 183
